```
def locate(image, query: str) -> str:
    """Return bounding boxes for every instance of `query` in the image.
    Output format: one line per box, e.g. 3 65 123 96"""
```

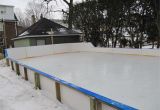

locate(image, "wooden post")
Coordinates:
96 100 102 110
34 72 41 89
11 61 14 70
6 59 9 66
55 82 61 102
90 97 96 110
90 97 102 110
15 63 20 75
24 67 28 81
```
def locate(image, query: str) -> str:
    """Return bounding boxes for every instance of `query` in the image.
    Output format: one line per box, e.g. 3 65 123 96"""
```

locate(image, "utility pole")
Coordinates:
50 28 54 44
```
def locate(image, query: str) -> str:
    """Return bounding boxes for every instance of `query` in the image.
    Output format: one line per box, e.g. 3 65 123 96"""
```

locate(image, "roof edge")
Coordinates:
12 34 82 40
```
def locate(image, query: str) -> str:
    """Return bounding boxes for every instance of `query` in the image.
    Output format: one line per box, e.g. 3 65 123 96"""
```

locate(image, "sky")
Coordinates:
0 0 82 19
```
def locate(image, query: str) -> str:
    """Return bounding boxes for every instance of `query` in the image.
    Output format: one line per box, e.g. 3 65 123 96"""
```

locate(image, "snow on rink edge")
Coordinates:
0 59 72 110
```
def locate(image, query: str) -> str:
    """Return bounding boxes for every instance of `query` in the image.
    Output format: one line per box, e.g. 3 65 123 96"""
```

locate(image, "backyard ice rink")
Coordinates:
18 51 160 110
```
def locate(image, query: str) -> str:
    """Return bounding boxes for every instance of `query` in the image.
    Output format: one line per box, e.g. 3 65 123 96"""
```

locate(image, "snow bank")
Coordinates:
0 59 71 110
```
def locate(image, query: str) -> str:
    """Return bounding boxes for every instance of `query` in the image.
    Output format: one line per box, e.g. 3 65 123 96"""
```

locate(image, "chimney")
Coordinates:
31 15 36 24
40 14 43 19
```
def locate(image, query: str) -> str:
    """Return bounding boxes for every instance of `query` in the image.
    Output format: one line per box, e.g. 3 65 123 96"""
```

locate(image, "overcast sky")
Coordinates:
1 0 82 19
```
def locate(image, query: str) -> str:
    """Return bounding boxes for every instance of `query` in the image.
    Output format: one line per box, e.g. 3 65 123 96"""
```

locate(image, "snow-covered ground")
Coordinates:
0 59 71 110
142 45 159 49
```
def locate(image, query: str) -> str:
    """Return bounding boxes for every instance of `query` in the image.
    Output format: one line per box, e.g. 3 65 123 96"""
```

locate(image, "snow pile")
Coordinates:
0 59 71 110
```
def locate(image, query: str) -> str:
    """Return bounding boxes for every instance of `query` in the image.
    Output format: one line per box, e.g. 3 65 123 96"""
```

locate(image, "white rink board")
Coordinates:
27 69 35 84
6 47 27 59
6 43 160 61
6 43 94 60
26 45 54 58
19 65 25 78
102 103 118 110
61 85 90 110
40 75 57 101
18 52 160 110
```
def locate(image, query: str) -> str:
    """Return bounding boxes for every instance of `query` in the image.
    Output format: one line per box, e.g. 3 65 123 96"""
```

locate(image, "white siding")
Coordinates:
0 5 15 20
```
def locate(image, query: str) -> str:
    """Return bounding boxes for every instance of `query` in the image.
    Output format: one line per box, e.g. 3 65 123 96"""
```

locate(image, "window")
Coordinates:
37 40 45 46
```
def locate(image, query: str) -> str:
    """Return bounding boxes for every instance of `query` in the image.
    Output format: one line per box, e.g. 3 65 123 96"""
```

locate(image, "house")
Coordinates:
0 4 18 48
12 18 82 47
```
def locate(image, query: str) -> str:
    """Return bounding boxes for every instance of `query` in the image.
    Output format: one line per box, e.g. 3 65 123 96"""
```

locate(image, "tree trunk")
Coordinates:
140 33 143 49
114 40 117 48
156 12 160 48
107 37 110 47
68 0 73 29
152 41 155 49
157 33 160 48
112 37 114 48
157 25 160 48
156 1 160 48
131 35 134 48
114 37 117 48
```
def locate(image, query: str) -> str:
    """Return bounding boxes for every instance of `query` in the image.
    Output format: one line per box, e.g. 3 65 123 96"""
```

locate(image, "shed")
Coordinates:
12 18 82 47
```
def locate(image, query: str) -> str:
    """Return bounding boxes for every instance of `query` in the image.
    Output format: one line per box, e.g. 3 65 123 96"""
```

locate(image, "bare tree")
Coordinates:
62 0 73 29
25 0 49 22
16 0 55 27
44 0 74 29
15 8 31 27
14 8 26 26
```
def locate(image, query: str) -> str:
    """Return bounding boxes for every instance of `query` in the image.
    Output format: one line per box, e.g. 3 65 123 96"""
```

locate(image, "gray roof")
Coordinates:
17 18 82 38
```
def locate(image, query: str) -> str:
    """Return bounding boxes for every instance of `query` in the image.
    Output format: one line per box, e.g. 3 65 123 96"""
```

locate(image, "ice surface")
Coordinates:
19 52 160 110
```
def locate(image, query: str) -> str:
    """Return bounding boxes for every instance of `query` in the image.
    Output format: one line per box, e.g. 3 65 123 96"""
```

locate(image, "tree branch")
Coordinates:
63 0 69 5
62 9 69 14
49 9 69 15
